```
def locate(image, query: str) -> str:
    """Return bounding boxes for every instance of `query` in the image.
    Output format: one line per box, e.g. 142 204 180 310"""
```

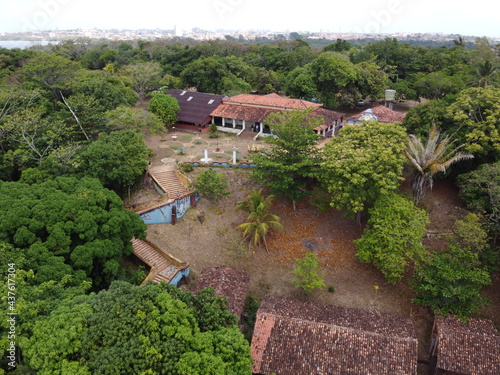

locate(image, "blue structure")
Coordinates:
139 193 199 225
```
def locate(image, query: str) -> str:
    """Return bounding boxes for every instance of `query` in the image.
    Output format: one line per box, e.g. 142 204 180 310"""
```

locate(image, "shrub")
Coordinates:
179 163 194 173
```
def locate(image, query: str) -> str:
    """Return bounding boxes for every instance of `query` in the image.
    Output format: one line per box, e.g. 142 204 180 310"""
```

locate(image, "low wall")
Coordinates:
138 193 200 225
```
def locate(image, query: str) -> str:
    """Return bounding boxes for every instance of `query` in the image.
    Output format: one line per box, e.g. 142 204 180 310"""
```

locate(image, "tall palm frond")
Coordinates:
474 60 498 87
236 189 283 252
404 124 474 202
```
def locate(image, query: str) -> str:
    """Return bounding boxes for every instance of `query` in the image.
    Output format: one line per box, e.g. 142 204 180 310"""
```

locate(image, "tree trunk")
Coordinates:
356 210 362 226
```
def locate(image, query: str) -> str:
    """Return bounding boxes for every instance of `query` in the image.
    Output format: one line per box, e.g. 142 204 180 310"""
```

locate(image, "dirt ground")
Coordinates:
132 128 500 375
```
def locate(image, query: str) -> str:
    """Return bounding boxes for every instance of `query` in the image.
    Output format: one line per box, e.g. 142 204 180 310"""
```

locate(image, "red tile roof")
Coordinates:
168 89 226 125
193 266 250 318
210 103 281 123
348 104 406 123
223 93 322 110
251 296 418 375
434 315 500 375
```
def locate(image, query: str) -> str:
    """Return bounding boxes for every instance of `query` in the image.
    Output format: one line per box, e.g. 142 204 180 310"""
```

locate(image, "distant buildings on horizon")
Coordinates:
1 27 498 44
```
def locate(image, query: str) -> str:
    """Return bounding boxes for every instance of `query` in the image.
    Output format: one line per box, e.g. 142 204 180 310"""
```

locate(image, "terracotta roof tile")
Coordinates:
348 105 406 123
193 266 250 317
251 296 418 375
223 93 322 110
434 315 500 375
210 103 281 123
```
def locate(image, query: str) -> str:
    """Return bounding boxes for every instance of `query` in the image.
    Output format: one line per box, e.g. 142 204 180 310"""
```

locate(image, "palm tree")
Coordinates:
236 189 284 252
404 124 473 203
474 60 498 87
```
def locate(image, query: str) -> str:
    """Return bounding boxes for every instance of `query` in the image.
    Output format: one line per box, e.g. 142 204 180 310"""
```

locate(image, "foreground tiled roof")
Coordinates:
349 104 406 123
434 315 500 375
193 266 250 317
224 93 322 110
251 296 418 375
168 89 225 125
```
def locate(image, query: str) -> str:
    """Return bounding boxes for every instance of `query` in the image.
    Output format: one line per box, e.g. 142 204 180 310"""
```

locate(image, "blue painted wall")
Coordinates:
169 268 190 286
139 193 199 225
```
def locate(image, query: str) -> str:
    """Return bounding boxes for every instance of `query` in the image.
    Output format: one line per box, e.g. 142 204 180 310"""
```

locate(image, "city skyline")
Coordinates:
1 0 499 39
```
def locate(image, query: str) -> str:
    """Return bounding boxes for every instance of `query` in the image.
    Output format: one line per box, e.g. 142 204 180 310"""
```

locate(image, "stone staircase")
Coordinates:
131 237 189 285
148 167 192 200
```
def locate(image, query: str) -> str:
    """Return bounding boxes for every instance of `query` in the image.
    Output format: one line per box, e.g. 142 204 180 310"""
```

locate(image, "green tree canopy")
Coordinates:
320 122 408 221
251 108 323 211
0 177 146 289
81 282 252 375
193 168 229 201
447 86 500 161
309 52 360 106
355 192 430 283
105 105 166 134
73 130 151 193
292 252 326 295
457 161 500 248
410 244 491 319
121 61 162 100
148 93 180 127
21 53 82 99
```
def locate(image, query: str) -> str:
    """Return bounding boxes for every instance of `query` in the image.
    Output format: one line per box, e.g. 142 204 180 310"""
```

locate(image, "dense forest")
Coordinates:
1 35 499 374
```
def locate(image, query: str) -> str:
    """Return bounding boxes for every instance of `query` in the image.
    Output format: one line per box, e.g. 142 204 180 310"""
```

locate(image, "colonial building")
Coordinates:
167 89 226 132
210 93 345 139
430 315 500 375
251 295 418 375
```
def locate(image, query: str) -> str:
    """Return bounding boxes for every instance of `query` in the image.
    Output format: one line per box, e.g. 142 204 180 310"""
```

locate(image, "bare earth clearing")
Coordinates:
130 127 500 375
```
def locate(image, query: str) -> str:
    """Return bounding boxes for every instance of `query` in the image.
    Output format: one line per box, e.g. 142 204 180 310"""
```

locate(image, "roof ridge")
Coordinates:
260 311 417 341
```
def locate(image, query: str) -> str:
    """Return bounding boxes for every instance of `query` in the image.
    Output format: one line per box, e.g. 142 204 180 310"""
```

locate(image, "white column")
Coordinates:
232 147 237 165
232 119 236 129
204 149 209 164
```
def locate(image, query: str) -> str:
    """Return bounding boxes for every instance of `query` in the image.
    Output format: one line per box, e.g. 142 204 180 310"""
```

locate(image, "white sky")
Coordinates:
1 0 499 38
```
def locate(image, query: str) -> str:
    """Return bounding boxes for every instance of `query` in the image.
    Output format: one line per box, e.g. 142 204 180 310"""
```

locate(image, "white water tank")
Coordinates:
385 89 396 101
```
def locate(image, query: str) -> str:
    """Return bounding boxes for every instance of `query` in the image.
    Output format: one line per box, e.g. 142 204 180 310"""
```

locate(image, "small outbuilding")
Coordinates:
430 315 500 375
194 266 250 322
346 104 406 125
251 295 418 375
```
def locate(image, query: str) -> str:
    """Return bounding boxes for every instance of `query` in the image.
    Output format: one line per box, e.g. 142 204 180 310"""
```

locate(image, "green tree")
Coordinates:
71 70 138 110
320 121 408 222
180 57 227 93
21 53 82 100
105 106 166 134
0 177 146 289
236 189 283 252
404 124 473 202
121 61 162 101
148 93 180 127
292 252 326 295
284 67 317 100
458 161 500 248
251 108 323 212
73 130 150 193
447 86 500 161
410 244 491 319
0 107 68 165
81 282 252 375
355 193 430 284
193 168 229 201
473 60 498 87
309 52 360 106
